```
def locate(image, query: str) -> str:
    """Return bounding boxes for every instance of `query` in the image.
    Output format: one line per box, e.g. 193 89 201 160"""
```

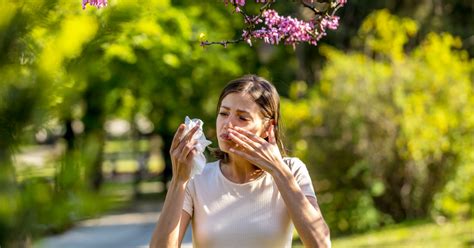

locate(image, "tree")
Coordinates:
0 0 254 244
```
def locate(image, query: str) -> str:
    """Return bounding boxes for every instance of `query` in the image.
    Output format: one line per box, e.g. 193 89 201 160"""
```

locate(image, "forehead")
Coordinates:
220 93 261 114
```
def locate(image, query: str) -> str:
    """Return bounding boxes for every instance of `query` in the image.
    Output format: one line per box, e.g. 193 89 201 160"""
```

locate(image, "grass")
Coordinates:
305 219 474 248
292 219 474 247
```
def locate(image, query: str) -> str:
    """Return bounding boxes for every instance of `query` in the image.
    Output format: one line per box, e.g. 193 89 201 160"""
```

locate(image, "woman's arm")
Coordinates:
271 166 331 248
149 124 199 248
149 181 191 247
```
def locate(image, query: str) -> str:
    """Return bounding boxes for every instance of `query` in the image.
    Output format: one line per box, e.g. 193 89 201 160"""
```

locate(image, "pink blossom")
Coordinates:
224 0 274 6
224 0 246 6
214 0 347 47
242 9 336 46
321 15 339 30
82 0 108 10
337 0 347 6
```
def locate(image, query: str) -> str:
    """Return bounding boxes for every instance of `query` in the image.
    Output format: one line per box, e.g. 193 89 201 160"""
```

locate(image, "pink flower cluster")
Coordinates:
321 15 340 30
243 10 318 46
82 0 108 10
225 0 271 6
225 0 346 7
225 0 346 46
243 9 341 46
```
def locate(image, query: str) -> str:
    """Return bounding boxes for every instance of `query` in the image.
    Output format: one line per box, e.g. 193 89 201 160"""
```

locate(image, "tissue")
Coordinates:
182 116 212 177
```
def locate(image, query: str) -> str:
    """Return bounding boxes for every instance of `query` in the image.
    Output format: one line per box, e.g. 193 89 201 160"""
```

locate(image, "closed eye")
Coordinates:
219 112 229 116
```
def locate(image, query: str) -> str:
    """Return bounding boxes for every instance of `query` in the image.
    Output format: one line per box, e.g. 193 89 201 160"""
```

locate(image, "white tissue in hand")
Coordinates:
182 116 212 177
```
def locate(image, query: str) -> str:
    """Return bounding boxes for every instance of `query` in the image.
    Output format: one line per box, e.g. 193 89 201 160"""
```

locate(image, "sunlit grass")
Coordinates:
292 219 474 247
328 219 473 248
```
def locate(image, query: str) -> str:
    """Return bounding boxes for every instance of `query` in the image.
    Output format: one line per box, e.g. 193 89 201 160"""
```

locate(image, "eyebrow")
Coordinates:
220 105 251 114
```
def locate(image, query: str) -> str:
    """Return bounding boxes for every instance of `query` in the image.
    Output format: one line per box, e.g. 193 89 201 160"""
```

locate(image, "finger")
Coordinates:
171 124 186 150
232 126 265 143
229 147 254 162
175 124 200 153
186 149 197 160
228 131 257 153
228 129 259 149
182 124 200 143
268 124 276 144
179 140 198 161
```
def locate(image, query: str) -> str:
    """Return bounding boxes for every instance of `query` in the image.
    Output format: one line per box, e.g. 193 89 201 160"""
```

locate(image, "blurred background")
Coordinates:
0 0 473 247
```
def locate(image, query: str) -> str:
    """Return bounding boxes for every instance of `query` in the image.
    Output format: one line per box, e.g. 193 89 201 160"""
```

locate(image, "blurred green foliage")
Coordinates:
281 10 474 234
0 0 255 245
0 0 473 245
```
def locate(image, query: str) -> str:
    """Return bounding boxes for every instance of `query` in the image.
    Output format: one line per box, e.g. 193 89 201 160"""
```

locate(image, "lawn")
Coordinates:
328 219 474 248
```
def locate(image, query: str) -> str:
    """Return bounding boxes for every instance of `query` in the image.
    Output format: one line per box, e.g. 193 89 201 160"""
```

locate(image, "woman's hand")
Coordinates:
169 123 200 183
227 125 287 175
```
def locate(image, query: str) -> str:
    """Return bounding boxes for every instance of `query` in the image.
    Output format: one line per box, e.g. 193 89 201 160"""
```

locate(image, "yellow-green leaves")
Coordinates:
104 43 136 63
39 15 98 74
282 10 473 232
0 1 18 30
359 9 418 62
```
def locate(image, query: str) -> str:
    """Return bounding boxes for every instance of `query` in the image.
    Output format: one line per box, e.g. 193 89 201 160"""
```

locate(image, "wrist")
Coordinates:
269 159 292 179
169 177 188 189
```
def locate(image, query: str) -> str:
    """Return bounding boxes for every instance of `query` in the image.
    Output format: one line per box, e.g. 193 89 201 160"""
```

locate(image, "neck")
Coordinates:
221 153 263 184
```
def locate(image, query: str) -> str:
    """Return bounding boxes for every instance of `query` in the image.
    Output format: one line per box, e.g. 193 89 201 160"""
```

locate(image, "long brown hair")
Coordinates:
212 74 286 163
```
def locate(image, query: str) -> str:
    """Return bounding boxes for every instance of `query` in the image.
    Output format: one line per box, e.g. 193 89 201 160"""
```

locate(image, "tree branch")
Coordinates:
300 0 322 15
200 38 244 48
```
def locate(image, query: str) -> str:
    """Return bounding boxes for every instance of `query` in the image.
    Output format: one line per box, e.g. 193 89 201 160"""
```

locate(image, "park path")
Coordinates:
35 201 193 248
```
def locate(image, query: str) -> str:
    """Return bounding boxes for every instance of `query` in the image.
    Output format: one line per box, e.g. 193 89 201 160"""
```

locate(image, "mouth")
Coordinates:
219 133 232 141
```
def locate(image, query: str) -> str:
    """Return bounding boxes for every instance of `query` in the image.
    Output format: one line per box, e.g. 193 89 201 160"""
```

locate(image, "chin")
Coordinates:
217 140 232 152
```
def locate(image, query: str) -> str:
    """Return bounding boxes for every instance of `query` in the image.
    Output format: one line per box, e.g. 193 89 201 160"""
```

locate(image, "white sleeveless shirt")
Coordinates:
183 157 316 248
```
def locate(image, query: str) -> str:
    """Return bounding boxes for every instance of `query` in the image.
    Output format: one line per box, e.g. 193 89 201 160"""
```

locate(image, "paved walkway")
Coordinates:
35 202 192 248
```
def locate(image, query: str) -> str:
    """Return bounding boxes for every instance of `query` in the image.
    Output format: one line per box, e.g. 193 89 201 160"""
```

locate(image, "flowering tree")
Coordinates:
201 0 347 47
83 0 346 47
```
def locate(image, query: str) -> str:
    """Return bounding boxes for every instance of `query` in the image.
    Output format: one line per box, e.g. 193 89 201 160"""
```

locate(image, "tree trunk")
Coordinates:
82 85 107 191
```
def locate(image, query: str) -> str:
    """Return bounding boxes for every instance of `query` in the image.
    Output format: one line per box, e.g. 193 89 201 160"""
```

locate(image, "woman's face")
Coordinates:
216 93 268 152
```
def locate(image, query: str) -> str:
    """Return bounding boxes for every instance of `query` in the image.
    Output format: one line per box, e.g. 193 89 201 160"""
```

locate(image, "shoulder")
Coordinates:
204 160 220 173
283 157 316 196
282 157 312 178
190 160 220 181
186 160 221 195
282 157 307 171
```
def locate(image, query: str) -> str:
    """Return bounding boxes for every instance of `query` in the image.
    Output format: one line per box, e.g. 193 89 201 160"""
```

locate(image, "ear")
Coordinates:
263 119 275 139
268 123 276 144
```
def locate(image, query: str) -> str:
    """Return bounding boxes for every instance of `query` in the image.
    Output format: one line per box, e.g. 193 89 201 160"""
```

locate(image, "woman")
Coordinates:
150 75 331 248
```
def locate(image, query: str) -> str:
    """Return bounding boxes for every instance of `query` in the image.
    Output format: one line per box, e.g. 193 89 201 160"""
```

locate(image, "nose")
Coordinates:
223 115 235 130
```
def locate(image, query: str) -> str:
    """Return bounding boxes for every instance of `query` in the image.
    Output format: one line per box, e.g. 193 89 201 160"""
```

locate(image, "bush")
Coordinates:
281 10 474 235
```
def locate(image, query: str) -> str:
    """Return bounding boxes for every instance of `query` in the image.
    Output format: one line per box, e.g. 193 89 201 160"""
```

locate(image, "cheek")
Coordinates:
240 122 264 136
216 117 223 131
